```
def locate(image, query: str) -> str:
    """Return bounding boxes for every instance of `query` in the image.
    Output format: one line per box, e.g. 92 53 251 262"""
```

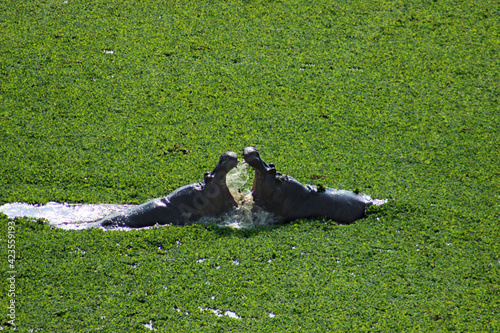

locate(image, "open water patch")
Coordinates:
0 202 133 230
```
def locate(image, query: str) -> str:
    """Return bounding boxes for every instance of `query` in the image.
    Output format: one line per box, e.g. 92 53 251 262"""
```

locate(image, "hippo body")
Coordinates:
96 152 238 228
243 147 371 224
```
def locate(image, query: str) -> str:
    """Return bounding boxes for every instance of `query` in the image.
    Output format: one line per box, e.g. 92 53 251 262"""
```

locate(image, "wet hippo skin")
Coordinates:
243 147 372 224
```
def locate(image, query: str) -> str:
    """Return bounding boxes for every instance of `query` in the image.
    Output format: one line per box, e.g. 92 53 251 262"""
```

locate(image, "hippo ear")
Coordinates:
204 172 214 183
268 164 277 176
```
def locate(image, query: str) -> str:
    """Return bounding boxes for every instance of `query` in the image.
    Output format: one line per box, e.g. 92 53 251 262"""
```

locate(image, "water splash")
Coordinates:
200 163 279 229
214 194 279 229
226 162 251 200
0 202 133 230
361 194 388 206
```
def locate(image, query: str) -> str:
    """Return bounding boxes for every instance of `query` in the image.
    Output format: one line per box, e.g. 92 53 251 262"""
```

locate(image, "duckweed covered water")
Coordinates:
0 0 498 331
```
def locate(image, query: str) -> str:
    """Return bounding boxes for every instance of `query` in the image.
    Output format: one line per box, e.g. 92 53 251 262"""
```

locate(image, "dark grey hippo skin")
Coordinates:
96 152 239 228
243 147 372 224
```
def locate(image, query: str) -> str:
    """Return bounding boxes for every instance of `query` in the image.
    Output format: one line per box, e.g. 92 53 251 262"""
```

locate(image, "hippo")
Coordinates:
243 147 372 224
95 151 239 228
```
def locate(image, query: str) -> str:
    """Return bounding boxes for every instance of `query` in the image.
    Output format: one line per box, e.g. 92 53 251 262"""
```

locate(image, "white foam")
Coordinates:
361 194 388 206
224 310 241 319
143 320 156 330
199 307 241 319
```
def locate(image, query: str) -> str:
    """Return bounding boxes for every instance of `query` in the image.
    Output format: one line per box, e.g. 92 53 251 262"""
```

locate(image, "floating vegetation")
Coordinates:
0 0 498 331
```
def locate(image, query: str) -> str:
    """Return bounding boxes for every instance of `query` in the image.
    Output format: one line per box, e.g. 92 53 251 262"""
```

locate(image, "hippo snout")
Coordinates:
243 146 258 156
219 151 239 172
243 146 261 165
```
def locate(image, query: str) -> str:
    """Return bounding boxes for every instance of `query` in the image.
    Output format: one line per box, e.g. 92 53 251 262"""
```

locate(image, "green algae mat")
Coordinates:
1 0 499 331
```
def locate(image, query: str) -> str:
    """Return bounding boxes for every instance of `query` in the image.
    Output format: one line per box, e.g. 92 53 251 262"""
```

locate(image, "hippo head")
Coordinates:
243 147 279 206
218 151 239 173
212 151 239 174
243 147 276 173
205 151 239 184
